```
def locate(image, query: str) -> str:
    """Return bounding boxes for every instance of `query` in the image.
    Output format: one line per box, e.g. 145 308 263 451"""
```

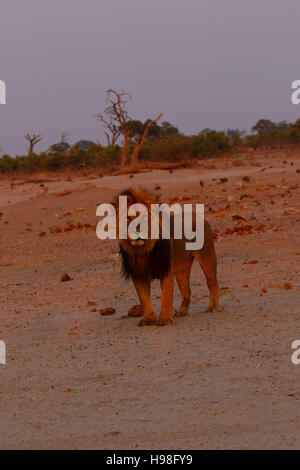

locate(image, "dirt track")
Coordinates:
0 153 299 449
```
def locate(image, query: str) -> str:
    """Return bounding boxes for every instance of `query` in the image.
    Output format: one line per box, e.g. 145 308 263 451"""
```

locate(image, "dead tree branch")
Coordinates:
60 131 71 144
99 89 132 166
96 113 121 146
130 113 164 165
111 159 194 176
98 90 163 168
25 133 42 156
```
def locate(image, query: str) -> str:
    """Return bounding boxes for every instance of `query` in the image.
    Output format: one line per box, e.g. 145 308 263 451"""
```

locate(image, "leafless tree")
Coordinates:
60 131 71 144
25 133 42 156
131 113 164 165
99 89 132 166
96 113 122 146
98 89 163 167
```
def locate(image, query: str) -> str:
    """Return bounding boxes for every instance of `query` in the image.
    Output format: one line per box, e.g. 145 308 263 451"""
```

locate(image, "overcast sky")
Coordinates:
1 0 300 156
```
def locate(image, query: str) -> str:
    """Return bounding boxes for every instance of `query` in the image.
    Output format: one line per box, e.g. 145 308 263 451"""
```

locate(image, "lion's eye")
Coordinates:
127 216 131 222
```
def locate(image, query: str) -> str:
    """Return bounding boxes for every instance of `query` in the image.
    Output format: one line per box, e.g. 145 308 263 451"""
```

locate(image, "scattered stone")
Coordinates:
61 273 72 282
49 226 62 233
242 176 251 182
232 214 246 221
99 307 116 316
281 208 298 216
200 180 204 187
63 224 77 232
154 186 161 191
57 189 72 197
220 177 228 183
127 305 143 317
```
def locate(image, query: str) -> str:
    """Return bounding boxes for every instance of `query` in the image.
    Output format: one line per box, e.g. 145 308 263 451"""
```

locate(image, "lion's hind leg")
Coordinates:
175 258 193 317
157 272 174 326
194 250 219 312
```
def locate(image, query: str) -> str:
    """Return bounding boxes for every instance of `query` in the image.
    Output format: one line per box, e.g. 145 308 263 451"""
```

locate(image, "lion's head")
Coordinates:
112 186 171 280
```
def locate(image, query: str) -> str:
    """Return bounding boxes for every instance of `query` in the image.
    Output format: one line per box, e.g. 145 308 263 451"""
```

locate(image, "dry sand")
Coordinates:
0 152 299 449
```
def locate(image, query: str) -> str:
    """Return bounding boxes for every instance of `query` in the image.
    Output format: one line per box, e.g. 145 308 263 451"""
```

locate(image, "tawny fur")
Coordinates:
113 186 219 326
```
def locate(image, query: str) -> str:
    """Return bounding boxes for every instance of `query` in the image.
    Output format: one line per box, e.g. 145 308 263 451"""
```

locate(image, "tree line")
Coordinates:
1 89 300 173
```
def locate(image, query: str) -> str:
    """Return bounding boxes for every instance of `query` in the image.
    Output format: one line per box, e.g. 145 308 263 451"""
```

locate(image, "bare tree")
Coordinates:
96 113 122 146
25 133 42 156
131 113 164 165
60 131 71 144
98 89 164 167
98 90 132 166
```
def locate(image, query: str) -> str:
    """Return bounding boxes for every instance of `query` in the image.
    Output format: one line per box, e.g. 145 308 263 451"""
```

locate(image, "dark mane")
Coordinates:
119 239 171 281
113 186 159 209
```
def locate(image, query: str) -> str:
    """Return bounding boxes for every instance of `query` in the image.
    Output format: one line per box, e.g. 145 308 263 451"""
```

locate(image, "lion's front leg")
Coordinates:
132 278 156 326
158 272 174 326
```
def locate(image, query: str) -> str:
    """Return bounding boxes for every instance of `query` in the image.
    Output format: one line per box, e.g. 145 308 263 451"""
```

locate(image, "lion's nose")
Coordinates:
139 232 147 240
128 229 147 240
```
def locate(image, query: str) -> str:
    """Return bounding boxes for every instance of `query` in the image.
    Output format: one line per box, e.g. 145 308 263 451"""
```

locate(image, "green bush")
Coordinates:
139 135 194 162
2 117 300 174
0 154 18 172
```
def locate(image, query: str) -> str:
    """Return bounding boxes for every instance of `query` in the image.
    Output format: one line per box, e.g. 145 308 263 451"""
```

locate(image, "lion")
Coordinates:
113 186 219 326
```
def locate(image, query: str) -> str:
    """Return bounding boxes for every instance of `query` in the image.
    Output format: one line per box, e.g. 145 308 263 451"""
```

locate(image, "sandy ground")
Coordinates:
0 151 299 449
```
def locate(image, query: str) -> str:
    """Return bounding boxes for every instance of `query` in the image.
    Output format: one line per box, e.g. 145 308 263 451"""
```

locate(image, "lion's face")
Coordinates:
113 186 171 281
121 213 157 253
113 187 160 255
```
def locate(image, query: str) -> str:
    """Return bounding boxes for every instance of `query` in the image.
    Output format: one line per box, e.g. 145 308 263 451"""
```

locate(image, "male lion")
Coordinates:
113 187 219 326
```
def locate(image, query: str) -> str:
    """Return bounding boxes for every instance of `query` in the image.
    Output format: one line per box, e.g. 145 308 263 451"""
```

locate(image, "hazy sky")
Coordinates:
1 0 300 155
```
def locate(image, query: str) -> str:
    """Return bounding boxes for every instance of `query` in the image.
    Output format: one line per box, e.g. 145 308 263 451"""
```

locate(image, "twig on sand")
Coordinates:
111 159 195 176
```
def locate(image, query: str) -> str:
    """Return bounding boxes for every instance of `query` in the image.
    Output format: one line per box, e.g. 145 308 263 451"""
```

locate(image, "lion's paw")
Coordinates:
206 305 218 313
157 317 173 326
138 317 156 326
175 309 188 318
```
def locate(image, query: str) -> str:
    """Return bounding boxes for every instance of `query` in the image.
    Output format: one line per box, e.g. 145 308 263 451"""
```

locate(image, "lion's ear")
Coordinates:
111 196 120 217
112 189 136 214
111 196 119 209
124 192 135 206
